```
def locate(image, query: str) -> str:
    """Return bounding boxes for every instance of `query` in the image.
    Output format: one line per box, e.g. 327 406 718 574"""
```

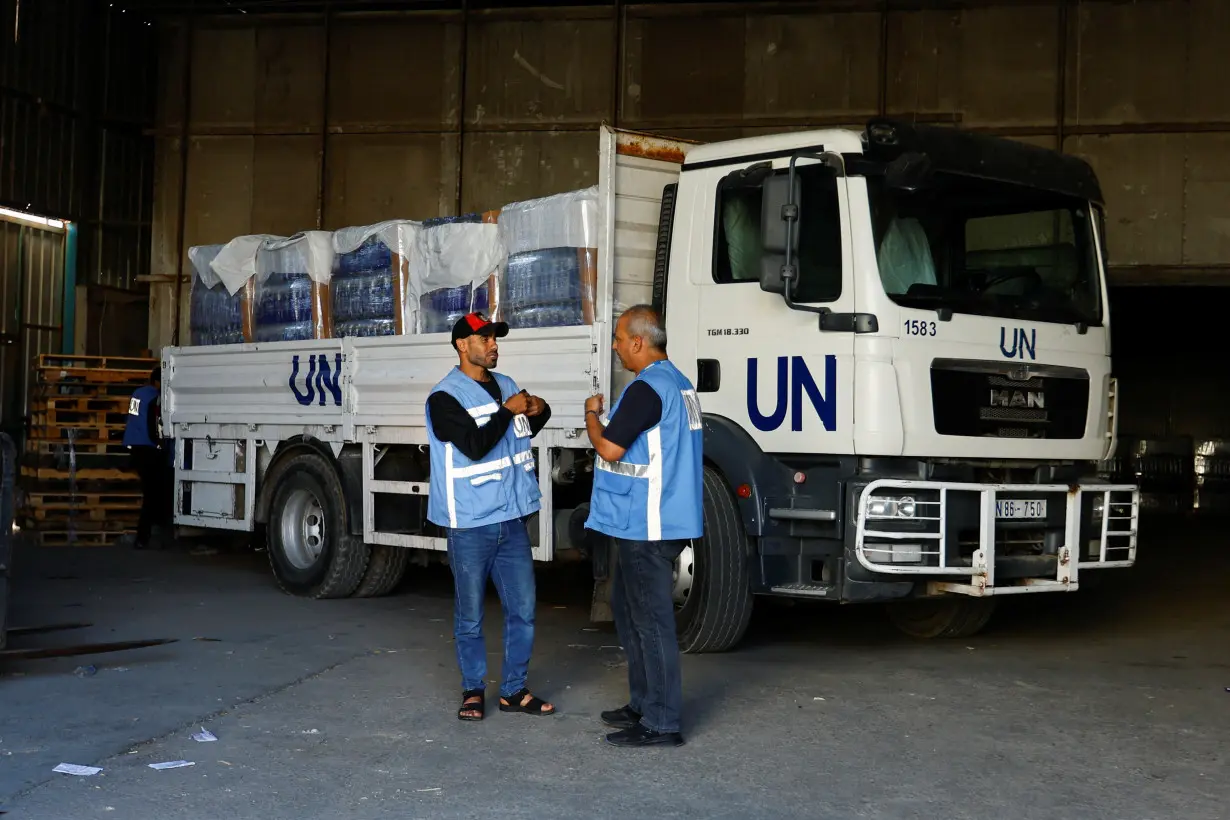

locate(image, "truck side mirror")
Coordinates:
884 151 932 192
759 174 801 295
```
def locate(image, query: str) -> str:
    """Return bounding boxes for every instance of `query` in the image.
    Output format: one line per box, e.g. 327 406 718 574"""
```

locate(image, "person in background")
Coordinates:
426 312 557 722
122 366 173 550
583 305 703 748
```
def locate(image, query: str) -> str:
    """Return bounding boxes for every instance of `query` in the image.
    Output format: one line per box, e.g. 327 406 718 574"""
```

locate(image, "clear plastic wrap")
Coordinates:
187 244 244 346
497 187 598 256
332 220 413 337
495 187 599 330
253 231 335 342
211 234 279 343
417 214 489 333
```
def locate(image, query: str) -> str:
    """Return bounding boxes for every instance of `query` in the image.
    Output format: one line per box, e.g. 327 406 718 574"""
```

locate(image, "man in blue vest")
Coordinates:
123 366 172 550
426 312 556 722
584 305 703 748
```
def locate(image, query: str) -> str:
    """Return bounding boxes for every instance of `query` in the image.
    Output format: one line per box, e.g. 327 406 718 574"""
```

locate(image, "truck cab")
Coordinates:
653 119 1137 645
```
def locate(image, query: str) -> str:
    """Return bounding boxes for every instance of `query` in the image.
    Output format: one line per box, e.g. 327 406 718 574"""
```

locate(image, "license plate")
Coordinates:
995 499 1047 519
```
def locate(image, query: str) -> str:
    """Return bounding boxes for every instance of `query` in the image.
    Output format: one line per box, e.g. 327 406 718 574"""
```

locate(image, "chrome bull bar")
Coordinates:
854 479 1139 596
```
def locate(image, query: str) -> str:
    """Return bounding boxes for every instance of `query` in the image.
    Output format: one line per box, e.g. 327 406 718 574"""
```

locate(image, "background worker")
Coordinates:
122 366 172 550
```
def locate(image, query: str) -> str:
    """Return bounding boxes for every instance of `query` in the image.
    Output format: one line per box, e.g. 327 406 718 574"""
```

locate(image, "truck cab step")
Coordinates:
769 583 836 599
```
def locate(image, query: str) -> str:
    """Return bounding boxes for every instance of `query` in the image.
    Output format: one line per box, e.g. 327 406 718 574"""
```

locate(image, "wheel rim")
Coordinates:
280 487 325 570
672 542 695 607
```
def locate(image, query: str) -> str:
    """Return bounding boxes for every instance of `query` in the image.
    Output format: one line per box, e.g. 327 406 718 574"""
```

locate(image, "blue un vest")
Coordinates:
426 368 542 529
123 385 159 448
585 360 704 542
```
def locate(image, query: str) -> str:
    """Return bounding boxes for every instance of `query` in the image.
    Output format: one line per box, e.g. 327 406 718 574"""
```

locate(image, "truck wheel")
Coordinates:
267 453 369 599
351 545 410 598
887 597 997 639
675 466 754 654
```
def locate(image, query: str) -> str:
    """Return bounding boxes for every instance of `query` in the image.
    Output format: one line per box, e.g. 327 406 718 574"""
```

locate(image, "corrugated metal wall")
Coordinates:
0 0 157 366
0 220 64 434
145 0 1230 436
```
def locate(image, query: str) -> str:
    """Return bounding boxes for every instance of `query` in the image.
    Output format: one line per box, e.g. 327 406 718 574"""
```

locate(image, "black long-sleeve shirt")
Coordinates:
427 376 551 461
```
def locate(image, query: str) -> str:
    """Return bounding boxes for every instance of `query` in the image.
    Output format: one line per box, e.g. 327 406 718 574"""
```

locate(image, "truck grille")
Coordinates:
931 359 1089 439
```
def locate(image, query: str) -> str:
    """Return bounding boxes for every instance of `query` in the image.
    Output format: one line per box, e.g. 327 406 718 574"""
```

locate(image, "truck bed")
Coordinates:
163 126 691 446
162 127 691 557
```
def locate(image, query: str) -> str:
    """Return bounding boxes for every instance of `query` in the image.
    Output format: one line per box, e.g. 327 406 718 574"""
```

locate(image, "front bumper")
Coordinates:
854 479 1138 596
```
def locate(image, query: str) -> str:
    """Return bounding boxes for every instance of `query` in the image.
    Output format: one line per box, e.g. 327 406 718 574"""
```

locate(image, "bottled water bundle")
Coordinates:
501 247 589 330
331 234 396 339
253 233 334 343
188 244 245 346
418 280 491 334
494 187 598 331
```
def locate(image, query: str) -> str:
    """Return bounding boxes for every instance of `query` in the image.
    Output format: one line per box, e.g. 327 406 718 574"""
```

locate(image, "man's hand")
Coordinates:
585 394 604 417
524 395 547 417
504 392 530 415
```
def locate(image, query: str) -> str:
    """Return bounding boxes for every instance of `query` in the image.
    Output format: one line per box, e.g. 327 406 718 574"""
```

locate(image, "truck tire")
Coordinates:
675 466 755 654
267 452 369 599
351 545 410 598
887 597 997 639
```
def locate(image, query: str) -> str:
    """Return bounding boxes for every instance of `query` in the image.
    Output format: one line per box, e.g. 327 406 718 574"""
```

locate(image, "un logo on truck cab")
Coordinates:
746 356 837 433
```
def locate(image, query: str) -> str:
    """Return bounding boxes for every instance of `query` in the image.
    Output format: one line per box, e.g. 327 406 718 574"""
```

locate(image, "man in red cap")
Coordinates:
425 312 556 722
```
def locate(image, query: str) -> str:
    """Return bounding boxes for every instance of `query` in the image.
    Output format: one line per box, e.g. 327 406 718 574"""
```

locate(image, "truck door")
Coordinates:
685 161 856 457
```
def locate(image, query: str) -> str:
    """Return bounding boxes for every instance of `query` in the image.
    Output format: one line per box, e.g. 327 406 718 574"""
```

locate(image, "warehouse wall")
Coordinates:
147 0 1230 434
0 0 158 434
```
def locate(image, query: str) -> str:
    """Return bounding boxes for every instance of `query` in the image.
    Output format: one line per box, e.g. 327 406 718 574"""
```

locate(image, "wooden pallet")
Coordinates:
21 465 136 481
25 440 131 456
31 408 130 426
21 508 140 526
30 395 132 412
36 354 157 372
37 371 150 388
32 530 131 547
35 360 156 390
28 426 127 443
32 382 149 400
25 490 143 506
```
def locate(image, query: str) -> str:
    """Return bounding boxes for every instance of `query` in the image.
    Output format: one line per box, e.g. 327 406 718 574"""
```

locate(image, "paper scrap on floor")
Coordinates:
149 761 195 770
191 728 218 742
53 763 102 776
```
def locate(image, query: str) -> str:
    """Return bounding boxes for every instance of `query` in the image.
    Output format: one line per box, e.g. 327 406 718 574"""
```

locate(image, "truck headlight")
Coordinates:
1091 495 1105 524
867 495 916 519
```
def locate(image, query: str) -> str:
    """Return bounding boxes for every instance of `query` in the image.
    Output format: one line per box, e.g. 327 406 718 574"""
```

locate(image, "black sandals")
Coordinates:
458 688 485 721
498 688 556 716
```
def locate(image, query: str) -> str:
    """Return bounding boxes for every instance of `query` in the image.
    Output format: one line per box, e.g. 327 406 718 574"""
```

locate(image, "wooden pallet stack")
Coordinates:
18 354 158 547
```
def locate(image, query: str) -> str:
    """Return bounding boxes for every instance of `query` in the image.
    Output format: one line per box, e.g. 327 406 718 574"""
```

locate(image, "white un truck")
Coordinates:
162 120 1138 650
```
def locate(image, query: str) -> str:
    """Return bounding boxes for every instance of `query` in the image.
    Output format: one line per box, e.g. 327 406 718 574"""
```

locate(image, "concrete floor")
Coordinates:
1 520 1227 819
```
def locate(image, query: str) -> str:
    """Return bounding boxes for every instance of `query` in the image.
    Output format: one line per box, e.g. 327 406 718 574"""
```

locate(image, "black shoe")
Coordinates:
605 723 684 748
600 705 642 730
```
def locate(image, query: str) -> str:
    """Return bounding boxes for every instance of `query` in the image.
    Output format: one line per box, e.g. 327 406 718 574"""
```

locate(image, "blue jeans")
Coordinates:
446 518 537 697
610 537 686 734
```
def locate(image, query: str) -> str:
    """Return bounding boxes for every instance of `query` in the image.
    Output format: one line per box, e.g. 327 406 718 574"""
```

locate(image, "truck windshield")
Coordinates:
867 174 1104 326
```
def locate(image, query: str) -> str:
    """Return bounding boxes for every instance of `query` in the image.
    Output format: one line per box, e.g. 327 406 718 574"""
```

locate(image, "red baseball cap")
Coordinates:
450 312 508 345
